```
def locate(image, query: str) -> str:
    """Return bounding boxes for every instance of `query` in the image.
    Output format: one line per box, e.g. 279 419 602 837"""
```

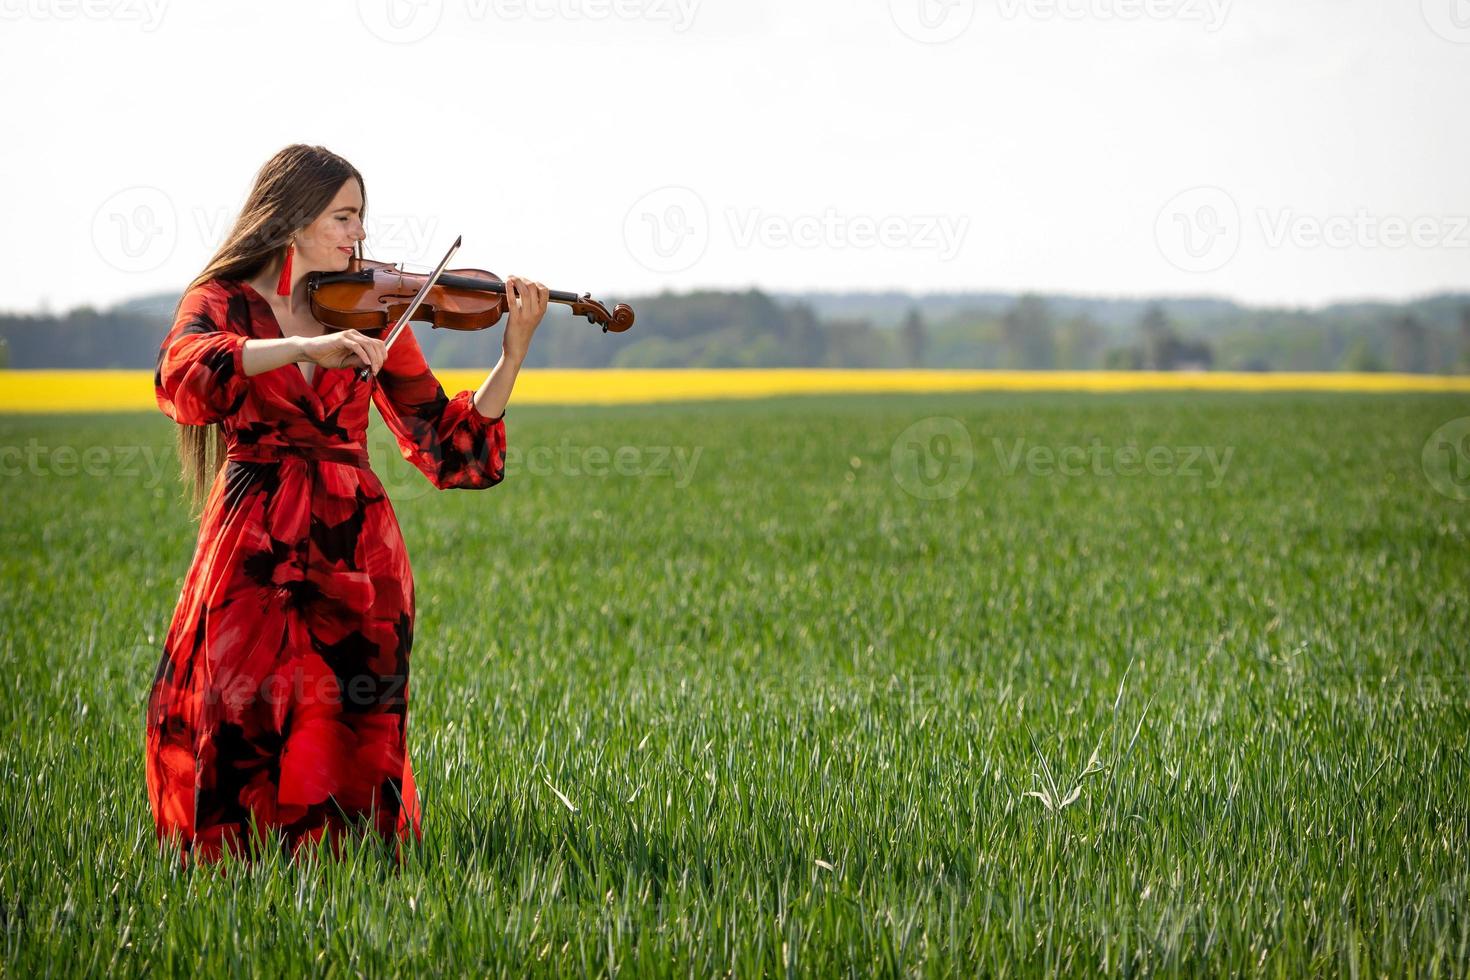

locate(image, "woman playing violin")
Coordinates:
146 143 548 868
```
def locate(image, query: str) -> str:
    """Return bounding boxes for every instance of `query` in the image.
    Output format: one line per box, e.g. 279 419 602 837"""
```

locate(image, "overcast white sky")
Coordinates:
1 0 1467 313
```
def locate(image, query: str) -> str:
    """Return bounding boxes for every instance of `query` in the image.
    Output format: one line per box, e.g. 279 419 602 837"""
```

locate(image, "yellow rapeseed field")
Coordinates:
2 368 1469 413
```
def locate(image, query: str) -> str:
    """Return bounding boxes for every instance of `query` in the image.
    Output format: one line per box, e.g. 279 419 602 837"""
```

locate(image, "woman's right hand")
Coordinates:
298 330 387 375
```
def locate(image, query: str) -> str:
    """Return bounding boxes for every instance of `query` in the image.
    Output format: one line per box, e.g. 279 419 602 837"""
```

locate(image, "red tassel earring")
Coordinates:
275 240 294 296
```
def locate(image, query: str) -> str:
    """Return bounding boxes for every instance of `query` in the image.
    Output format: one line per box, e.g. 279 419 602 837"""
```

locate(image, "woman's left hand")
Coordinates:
502 275 549 364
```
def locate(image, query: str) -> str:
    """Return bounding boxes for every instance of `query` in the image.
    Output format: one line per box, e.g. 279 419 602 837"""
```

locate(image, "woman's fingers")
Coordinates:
501 275 550 337
362 333 385 374
507 277 548 319
336 333 375 373
300 330 386 373
341 333 363 369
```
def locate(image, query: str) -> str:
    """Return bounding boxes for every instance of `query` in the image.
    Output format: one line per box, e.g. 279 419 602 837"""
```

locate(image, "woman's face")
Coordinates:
294 178 365 273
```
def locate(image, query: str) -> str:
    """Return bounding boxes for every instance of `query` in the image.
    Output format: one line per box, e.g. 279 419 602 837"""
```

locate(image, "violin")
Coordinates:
304 238 635 380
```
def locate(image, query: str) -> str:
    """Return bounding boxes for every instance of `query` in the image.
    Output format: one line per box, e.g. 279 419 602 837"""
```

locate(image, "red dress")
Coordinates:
145 277 507 867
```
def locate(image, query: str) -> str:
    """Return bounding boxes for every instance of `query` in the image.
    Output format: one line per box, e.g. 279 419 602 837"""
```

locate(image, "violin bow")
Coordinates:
357 234 463 382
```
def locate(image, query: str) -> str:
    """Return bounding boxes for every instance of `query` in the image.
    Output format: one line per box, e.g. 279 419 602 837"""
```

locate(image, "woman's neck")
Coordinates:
247 267 308 316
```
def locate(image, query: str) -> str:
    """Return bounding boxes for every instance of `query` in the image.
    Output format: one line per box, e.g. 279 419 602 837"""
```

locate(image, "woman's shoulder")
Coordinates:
175 277 255 331
195 277 252 301
177 277 234 309
190 276 271 301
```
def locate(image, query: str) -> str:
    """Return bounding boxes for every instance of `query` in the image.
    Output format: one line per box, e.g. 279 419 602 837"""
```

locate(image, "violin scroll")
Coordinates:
570 294 636 333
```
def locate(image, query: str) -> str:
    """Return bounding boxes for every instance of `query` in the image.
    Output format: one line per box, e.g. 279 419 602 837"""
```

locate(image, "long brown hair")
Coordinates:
171 144 367 515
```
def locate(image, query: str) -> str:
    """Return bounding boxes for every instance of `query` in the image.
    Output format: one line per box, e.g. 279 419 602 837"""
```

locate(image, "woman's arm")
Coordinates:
470 274 547 419
241 330 392 378
472 349 521 421
370 326 507 490
240 337 306 378
155 284 251 425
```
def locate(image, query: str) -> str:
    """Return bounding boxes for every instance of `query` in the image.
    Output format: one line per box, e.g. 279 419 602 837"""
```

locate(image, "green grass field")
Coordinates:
2 392 1469 977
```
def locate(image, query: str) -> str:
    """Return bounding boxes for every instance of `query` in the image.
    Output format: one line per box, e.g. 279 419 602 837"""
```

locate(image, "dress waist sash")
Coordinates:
225 442 370 467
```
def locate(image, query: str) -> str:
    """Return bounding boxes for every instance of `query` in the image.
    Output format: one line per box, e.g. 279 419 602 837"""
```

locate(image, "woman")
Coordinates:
145 144 547 868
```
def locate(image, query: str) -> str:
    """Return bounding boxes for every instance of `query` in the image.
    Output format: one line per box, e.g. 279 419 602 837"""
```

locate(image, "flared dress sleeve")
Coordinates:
370 325 507 491
154 281 250 426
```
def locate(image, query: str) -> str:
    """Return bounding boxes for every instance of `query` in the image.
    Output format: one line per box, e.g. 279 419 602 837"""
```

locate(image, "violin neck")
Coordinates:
435 271 581 305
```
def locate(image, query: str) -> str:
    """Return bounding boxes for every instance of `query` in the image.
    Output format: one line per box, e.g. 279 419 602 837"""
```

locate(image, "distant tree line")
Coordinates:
2 288 1468 373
